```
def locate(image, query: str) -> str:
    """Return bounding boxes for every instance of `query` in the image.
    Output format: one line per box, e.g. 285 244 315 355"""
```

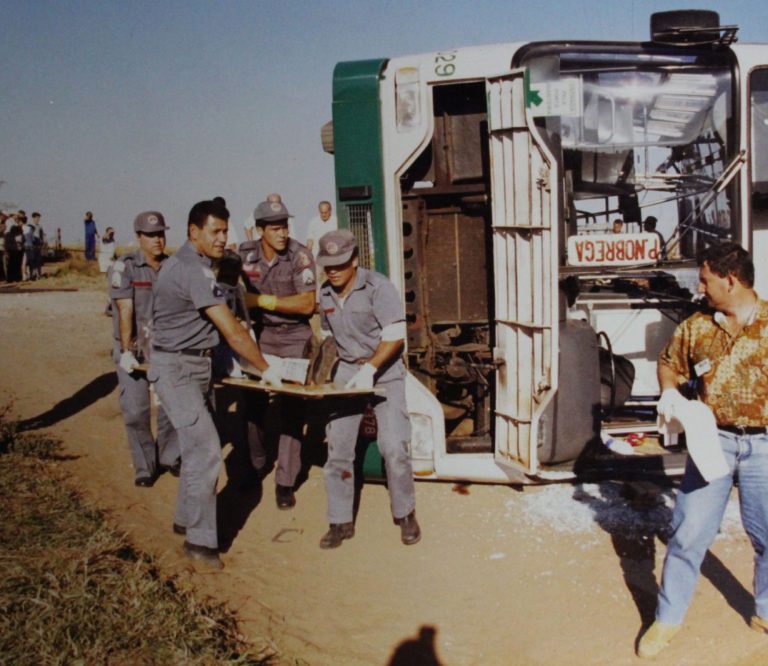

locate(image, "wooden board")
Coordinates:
221 376 380 398
132 367 377 399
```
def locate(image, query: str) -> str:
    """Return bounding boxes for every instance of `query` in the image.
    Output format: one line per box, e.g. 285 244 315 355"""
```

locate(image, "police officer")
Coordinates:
315 229 420 548
239 199 317 508
149 199 282 569
110 211 180 487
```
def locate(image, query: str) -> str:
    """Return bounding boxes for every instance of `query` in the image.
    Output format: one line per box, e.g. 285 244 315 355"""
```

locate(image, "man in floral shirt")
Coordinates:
639 242 768 657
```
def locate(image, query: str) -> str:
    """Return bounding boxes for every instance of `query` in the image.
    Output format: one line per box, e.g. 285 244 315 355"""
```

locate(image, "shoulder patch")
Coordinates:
301 268 315 286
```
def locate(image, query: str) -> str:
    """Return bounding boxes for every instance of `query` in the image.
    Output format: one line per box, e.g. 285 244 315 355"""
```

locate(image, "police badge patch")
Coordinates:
302 268 315 285
297 251 311 268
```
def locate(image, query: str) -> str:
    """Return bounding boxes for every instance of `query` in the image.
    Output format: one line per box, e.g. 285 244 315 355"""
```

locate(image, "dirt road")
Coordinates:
2 288 768 665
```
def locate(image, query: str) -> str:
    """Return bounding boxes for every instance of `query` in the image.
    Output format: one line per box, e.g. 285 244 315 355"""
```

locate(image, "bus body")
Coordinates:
322 11 768 483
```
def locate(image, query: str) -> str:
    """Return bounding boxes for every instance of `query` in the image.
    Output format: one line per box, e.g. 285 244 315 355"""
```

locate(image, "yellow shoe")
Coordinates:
637 621 681 658
750 615 768 634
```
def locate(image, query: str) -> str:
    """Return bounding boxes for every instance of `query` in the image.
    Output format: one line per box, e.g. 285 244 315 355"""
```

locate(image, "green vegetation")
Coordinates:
0 406 276 665
43 249 106 289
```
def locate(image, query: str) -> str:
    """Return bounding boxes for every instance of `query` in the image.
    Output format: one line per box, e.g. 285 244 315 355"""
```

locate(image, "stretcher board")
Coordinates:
221 376 381 398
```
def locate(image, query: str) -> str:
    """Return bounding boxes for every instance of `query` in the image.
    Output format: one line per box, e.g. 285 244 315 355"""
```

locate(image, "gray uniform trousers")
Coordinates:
113 345 179 480
324 360 416 524
246 324 311 486
149 351 221 550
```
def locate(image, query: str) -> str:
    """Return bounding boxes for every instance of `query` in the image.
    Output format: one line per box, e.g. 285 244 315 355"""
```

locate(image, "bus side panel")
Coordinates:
332 59 390 273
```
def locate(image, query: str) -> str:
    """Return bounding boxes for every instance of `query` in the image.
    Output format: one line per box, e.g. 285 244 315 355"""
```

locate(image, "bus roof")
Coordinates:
378 38 767 86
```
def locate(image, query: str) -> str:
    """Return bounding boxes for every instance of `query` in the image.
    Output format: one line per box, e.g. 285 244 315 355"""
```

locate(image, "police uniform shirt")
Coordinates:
152 241 227 351
319 267 405 365
109 248 165 347
239 238 316 326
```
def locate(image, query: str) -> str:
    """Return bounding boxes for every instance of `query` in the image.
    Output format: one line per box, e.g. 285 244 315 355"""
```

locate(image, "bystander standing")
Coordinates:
28 212 45 280
99 226 116 273
637 242 768 657
84 211 99 261
305 200 337 257
4 212 24 282
0 213 7 282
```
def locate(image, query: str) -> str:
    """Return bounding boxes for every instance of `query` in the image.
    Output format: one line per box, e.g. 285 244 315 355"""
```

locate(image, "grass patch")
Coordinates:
0 404 60 459
0 407 277 665
39 244 173 291
43 251 107 290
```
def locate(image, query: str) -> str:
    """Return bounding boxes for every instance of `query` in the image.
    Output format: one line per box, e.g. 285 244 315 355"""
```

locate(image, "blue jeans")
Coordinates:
657 431 768 624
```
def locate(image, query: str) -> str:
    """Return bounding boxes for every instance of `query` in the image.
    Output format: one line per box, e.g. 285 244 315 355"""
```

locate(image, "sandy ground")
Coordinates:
2 286 768 666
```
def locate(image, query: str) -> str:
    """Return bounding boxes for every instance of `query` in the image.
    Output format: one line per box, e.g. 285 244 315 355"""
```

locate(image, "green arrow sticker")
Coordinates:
527 89 543 107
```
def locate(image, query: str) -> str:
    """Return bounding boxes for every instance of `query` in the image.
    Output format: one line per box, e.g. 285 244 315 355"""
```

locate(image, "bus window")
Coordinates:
522 49 737 263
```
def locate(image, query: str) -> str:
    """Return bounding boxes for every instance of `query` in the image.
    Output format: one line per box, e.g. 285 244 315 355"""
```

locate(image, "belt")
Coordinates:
718 424 768 436
153 346 213 358
263 322 309 329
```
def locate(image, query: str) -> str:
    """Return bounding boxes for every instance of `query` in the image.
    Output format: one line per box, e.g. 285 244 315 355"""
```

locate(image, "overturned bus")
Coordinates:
320 10 768 483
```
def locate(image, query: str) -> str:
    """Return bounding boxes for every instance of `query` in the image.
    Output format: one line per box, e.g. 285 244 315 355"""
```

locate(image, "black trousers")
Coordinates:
6 250 23 282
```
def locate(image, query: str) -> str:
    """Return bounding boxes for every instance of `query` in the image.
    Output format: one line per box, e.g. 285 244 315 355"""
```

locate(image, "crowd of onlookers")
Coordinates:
0 200 338 285
0 209 123 284
0 210 46 283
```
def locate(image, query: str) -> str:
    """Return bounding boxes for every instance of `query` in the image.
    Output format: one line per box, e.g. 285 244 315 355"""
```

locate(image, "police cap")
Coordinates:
316 229 357 267
253 200 293 226
134 211 169 233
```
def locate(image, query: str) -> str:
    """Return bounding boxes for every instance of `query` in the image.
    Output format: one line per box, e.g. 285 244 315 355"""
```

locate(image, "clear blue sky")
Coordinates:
1 0 766 247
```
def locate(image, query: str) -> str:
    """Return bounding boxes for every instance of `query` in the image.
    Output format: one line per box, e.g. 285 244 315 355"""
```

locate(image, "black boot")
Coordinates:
395 510 421 545
319 523 355 549
275 484 296 509
183 541 223 569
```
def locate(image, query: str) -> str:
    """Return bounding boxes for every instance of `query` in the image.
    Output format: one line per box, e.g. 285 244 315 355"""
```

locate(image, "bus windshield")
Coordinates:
522 48 736 265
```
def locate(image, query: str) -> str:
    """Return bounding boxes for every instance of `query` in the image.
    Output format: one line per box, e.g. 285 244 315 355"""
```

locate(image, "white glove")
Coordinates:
261 364 283 388
345 363 376 390
120 350 140 373
149 383 161 407
656 388 686 420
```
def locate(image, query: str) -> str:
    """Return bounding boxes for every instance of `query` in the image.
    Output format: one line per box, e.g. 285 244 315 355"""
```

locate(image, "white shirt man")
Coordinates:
306 201 338 258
